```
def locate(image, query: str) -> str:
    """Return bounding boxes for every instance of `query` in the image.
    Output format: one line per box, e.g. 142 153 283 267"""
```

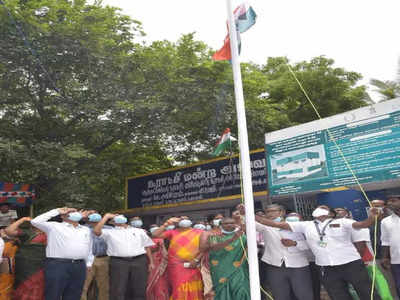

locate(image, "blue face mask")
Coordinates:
114 215 127 224
193 224 206 230
166 225 175 231
68 212 82 222
88 213 102 222
131 220 143 228
178 219 192 228
273 216 282 222
221 227 238 235
286 216 300 222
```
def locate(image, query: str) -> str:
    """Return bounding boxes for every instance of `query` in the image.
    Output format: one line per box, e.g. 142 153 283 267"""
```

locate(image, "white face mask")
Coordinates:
312 208 330 218
213 219 221 227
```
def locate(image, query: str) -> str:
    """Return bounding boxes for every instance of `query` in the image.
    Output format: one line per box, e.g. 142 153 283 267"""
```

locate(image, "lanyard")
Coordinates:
313 219 334 242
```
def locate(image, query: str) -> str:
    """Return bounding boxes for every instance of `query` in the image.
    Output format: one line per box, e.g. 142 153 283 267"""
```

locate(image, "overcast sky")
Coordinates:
103 0 400 100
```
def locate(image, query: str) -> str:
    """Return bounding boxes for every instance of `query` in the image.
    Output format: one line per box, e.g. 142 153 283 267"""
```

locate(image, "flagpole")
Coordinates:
225 1 261 299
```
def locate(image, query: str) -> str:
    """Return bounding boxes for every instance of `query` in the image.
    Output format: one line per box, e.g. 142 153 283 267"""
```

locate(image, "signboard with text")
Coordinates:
126 150 267 210
265 98 400 195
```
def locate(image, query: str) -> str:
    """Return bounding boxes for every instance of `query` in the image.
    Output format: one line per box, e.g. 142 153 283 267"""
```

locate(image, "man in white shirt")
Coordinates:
256 204 381 300
0 203 18 228
256 204 314 300
94 213 154 300
31 207 93 300
382 194 400 297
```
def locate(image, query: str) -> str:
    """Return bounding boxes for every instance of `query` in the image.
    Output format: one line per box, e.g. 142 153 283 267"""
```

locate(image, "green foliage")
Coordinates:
0 0 370 212
0 0 170 212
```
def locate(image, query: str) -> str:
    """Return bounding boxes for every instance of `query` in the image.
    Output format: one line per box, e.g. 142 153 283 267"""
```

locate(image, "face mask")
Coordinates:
131 220 143 228
88 213 102 222
193 224 206 230
286 216 300 222
273 216 282 222
206 225 212 231
178 219 192 228
68 212 82 222
213 219 221 227
149 227 159 234
114 215 127 224
312 208 330 218
221 227 238 235
166 225 175 231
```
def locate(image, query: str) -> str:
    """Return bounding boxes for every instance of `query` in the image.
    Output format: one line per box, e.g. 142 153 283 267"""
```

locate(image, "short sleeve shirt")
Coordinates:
289 218 361 266
381 214 400 264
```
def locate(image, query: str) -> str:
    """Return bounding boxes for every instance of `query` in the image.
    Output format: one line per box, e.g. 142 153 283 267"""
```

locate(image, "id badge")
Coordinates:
319 241 328 248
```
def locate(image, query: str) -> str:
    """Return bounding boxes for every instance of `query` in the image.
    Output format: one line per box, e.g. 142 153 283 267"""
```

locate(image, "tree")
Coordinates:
0 0 371 212
369 59 400 101
0 0 171 212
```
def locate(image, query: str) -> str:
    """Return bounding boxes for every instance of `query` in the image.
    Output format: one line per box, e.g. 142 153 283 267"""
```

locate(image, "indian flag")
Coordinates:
212 128 232 156
212 3 257 61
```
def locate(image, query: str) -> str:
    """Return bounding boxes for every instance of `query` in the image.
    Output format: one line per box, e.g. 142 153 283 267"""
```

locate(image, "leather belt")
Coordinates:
110 254 145 261
47 257 84 263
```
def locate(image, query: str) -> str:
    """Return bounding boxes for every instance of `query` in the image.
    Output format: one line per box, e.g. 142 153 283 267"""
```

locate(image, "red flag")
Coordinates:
212 35 231 61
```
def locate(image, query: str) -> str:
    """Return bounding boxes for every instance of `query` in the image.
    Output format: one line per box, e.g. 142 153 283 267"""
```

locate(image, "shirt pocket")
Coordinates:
327 227 347 239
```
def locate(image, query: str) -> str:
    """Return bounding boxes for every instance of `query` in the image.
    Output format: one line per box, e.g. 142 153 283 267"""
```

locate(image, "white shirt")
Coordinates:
0 237 4 263
31 209 93 267
256 222 309 268
289 218 361 266
352 227 370 242
0 210 18 227
100 226 154 257
381 214 400 264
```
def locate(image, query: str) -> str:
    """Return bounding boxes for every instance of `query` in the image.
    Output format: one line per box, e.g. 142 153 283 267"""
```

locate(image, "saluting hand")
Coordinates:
104 213 117 219
167 217 181 225
58 207 76 215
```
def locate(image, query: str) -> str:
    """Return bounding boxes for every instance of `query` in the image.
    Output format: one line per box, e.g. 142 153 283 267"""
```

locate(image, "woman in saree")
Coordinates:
4 217 47 300
153 216 204 300
199 214 224 300
146 224 170 300
0 230 18 300
200 217 250 300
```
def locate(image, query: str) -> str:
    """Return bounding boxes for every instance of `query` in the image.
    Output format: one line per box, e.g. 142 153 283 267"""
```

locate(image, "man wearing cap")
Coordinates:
81 212 109 300
31 207 93 300
94 213 154 300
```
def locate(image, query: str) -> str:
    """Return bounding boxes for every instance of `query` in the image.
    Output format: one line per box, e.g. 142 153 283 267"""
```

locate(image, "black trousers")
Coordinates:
319 259 381 300
109 255 148 300
44 258 86 300
310 262 322 300
264 263 314 300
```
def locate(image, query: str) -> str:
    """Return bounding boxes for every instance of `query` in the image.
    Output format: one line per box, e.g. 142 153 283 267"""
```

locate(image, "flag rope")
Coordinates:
286 65 377 300
235 64 380 300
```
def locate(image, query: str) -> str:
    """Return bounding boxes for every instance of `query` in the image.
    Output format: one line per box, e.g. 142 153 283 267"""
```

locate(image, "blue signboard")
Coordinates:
265 98 400 195
126 150 267 210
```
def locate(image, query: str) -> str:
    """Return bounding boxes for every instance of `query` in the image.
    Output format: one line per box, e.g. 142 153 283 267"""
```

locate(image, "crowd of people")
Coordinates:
0 194 400 300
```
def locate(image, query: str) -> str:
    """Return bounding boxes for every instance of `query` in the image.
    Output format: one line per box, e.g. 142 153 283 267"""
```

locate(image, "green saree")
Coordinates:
209 234 251 300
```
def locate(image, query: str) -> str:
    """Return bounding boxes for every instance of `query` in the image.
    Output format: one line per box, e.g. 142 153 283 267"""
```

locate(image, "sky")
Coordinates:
103 0 400 101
